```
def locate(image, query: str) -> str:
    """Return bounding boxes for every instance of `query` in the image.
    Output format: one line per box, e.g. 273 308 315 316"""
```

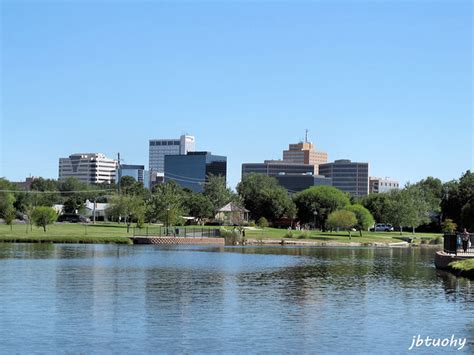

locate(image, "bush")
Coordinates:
257 217 269 228
430 236 443 245
221 229 241 245
284 231 293 238
297 231 311 239
248 220 256 227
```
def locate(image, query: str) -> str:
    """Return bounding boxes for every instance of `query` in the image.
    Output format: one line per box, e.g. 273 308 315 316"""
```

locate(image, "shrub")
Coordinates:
257 217 269 228
297 231 311 239
284 231 293 238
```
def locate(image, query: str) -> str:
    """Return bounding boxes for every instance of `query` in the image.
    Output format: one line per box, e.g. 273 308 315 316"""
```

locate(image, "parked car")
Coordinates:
57 214 90 223
370 223 394 232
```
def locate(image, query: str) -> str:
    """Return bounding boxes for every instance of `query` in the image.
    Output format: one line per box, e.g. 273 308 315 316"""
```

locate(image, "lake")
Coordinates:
0 244 472 353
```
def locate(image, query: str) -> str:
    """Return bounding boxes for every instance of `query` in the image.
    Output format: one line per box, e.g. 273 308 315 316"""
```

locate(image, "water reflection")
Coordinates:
0 243 472 353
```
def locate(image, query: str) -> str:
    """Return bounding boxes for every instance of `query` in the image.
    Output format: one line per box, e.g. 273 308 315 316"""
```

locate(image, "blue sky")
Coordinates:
1 0 472 189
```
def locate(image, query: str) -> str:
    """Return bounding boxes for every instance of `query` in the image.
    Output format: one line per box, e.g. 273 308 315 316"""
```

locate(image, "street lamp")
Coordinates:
166 208 170 235
313 211 318 230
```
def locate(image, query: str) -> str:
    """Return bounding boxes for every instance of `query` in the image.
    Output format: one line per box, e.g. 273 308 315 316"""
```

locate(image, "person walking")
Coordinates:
461 228 470 253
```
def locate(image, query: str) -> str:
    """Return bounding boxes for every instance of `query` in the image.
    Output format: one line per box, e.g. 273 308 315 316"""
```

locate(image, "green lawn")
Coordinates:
0 223 443 245
0 223 133 244
242 227 442 244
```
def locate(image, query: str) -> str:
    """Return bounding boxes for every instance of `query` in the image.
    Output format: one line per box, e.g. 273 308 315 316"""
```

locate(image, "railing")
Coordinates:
443 233 474 255
132 226 221 238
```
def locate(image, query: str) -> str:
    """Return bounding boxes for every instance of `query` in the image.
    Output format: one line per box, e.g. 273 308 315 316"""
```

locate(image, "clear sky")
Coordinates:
1 0 472 189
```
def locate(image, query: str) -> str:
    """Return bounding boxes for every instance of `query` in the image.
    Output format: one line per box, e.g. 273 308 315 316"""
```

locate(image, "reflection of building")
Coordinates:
319 159 369 196
275 174 332 193
369 177 399 194
283 141 327 174
59 153 117 184
242 161 315 177
149 134 195 173
164 152 227 192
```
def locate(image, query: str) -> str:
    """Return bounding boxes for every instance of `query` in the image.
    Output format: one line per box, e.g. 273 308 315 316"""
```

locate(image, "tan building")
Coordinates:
283 142 328 174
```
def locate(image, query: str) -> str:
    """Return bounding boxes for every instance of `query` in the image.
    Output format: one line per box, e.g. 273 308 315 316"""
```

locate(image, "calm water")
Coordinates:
0 244 472 354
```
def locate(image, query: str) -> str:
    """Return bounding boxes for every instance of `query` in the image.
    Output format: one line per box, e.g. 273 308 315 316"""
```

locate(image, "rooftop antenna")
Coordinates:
305 129 309 143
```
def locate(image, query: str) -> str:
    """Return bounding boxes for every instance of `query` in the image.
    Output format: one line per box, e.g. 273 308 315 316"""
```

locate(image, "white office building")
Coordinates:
369 177 400 194
59 153 117 184
149 134 195 173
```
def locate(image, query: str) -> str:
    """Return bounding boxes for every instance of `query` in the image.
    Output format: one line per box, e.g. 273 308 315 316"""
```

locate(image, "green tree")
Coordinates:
146 181 184 226
461 200 474 231
257 217 269 228
31 206 57 232
385 187 431 234
441 219 457 233
30 178 61 206
237 173 296 221
294 186 350 229
184 193 215 223
0 192 16 230
361 193 391 223
326 210 357 239
107 194 145 232
345 204 375 236
203 174 236 211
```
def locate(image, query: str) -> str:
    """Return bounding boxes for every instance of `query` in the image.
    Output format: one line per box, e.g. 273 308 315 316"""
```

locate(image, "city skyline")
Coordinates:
1 1 472 189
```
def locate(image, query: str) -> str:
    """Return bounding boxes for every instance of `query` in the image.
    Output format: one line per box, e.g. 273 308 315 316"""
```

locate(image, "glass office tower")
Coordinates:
164 152 227 192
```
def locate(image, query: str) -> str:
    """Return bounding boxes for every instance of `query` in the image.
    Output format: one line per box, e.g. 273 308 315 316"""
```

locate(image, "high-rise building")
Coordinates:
59 153 117 184
242 161 316 177
283 141 328 174
319 159 369 196
164 152 227 192
117 164 145 184
275 174 332 193
369 177 399 194
149 134 195 173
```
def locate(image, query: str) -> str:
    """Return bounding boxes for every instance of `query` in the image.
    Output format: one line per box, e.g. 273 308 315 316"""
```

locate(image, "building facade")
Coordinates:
319 159 369 196
242 161 316 177
149 134 195 173
275 174 333 193
369 177 399 194
117 164 146 185
164 152 227 192
282 141 328 174
59 153 117 184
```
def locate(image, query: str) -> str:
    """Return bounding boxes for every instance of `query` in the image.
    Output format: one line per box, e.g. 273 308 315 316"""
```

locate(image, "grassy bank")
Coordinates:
0 223 133 244
241 227 442 245
0 223 443 246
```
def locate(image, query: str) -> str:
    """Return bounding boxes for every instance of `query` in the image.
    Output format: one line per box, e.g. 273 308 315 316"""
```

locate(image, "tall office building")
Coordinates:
117 164 146 184
149 134 195 173
282 133 328 174
369 177 399 194
164 152 227 192
319 159 369 196
59 153 117 184
242 161 316 177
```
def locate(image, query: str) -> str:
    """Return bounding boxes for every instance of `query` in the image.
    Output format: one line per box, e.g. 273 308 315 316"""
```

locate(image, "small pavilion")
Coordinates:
215 202 250 225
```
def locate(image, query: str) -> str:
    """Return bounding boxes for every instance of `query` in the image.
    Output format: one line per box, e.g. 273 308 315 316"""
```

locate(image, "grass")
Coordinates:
0 223 443 246
0 223 133 244
243 227 442 244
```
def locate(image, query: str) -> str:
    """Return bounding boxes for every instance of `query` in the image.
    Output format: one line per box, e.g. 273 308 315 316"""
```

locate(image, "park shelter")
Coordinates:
215 202 249 225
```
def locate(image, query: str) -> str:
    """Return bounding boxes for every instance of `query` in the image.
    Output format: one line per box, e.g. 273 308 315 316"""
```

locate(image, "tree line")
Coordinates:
0 170 472 234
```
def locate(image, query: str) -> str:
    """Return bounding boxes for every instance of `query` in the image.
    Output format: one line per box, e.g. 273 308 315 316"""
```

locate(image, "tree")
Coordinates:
237 173 296 222
384 187 431 234
345 204 375 236
30 177 61 206
441 219 457 233
107 194 145 232
361 193 391 223
326 210 357 239
461 200 474 231
257 217 269 228
294 186 350 229
0 192 16 231
146 181 185 226
31 206 57 232
184 193 215 223
203 174 236 211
